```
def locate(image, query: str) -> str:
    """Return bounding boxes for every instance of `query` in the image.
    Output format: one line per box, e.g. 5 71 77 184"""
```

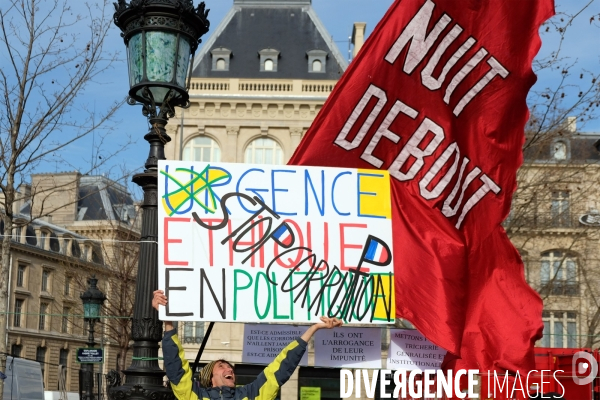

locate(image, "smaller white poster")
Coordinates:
314 327 381 369
242 324 309 365
387 329 446 370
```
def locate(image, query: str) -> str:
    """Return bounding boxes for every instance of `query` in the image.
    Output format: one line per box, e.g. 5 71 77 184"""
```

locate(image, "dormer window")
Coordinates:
307 50 327 73
259 48 279 72
49 232 60 252
552 139 569 160
211 47 231 71
264 59 274 71
40 230 48 250
312 60 322 72
25 225 36 246
91 246 103 264
70 239 81 258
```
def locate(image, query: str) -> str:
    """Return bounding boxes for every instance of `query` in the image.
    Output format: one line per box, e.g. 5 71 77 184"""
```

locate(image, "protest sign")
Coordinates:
157 161 394 324
242 324 309 365
387 329 446 370
314 327 381 369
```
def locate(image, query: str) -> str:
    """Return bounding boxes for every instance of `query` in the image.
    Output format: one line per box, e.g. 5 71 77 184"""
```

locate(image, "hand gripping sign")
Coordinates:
157 161 395 324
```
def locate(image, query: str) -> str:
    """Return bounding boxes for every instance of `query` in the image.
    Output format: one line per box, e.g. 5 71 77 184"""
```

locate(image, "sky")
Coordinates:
9 0 600 188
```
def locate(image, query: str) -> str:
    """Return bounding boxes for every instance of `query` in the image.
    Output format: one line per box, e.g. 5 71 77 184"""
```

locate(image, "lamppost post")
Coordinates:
80 276 106 400
109 2 209 399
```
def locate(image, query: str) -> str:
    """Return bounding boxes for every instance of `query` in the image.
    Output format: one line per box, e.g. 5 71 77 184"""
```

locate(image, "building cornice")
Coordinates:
189 93 329 101
9 241 110 272
7 328 88 344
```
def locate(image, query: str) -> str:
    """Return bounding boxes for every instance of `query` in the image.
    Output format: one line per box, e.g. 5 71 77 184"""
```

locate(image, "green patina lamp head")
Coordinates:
113 0 210 109
80 276 106 320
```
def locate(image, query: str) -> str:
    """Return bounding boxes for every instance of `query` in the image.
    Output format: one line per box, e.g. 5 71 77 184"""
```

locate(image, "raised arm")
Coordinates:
153 290 198 400
239 317 342 400
152 289 175 331
301 316 343 342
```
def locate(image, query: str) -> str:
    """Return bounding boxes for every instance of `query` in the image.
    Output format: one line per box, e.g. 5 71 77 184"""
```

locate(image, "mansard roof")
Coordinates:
76 176 136 224
192 0 347 79
524 132 600 163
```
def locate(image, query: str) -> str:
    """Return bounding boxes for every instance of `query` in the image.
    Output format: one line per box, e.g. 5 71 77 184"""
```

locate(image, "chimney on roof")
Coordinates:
565 116 577 133
351 22 367 58
14 184 31 215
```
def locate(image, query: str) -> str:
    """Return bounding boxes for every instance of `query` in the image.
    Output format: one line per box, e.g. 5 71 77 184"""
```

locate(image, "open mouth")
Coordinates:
225 375 233 380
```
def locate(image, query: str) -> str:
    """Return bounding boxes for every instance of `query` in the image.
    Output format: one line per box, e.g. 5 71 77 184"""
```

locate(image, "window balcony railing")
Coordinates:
539 281 580 296
503 211 582 230
183 336 204 344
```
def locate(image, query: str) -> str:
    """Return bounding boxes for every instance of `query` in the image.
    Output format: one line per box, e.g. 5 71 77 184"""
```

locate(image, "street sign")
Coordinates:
76 348 103 363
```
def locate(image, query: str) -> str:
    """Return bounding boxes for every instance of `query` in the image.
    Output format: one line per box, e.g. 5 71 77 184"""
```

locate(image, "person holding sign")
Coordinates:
153 290 342 400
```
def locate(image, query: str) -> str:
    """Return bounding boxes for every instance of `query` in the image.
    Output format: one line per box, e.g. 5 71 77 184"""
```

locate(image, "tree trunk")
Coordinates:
0 186 16 400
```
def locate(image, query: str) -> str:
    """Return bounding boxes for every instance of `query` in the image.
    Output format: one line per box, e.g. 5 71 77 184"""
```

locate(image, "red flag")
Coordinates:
289 0 554 372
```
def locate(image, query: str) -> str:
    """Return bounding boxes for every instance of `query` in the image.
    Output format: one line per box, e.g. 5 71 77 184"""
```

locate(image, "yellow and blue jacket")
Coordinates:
162 329 308 400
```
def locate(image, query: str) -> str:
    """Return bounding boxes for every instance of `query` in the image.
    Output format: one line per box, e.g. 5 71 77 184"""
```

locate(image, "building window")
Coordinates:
12 226 21 241
182 321 205 344
11 344 22 358
25 225 37 246
540 251 578 296
307 49 327 73
244 138 283 165
41 270 50 292
64 276 71 296
40 231 47 249
259 48 280 72
14 299 24 328
91 246 103 264
541 311 577 348
70 240 81 258
210 47 231 71
62 307 70 333
553 141 567 160
182 136 221 162
551 191 570 227
49 232 60 252
298 367 340 400
59 349 69 366
39 302 48 330
312 60 322 72
16 265 26 287
36 346 46 381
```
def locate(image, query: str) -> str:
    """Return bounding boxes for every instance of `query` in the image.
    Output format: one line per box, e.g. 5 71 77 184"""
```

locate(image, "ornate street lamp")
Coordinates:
110 1 209 400
80 277 106 400
114 0 210 112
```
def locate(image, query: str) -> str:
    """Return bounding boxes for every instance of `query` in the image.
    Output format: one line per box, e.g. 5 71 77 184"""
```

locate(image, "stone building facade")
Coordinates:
507 126 600 350
163 0 351 165
2 172 138 394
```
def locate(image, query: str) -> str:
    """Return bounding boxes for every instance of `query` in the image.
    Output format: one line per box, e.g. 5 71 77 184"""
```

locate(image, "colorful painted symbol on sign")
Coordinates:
161 165 231 216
